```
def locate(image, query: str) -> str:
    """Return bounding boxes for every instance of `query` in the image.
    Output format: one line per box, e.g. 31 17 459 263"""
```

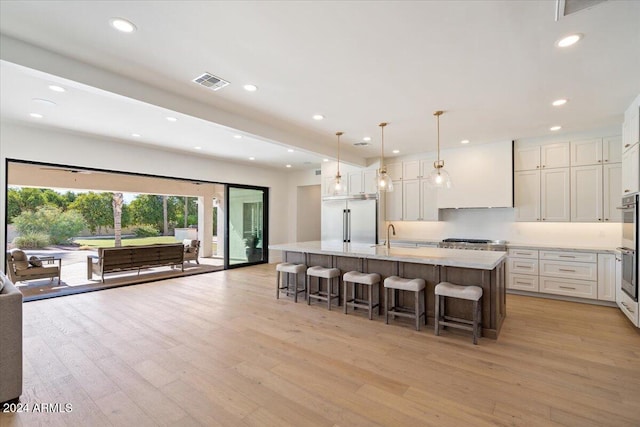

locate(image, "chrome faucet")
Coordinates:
386 223 396 249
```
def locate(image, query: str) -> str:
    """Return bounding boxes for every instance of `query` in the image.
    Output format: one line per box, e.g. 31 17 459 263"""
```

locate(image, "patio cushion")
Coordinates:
29 256 43 267
15 266 59 277
10 250 29 270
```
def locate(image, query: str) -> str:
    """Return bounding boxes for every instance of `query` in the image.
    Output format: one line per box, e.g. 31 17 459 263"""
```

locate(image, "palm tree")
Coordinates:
112 192 124 247
162 195 168 236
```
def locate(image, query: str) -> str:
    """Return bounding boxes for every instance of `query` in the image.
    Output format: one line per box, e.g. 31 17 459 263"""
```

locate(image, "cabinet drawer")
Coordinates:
507 258 539 275
619 291 639 326
507 249 539 259
540 277 597 299
508 274 539 292
539 260 597 281
539 250 597 263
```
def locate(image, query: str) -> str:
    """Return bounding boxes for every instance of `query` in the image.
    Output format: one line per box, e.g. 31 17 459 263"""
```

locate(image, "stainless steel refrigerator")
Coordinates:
321 195 378 244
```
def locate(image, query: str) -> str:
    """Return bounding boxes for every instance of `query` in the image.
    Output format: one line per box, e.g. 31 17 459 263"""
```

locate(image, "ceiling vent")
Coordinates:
555 0 607 20
192 72 230 91
354 142 370 146
315 169 322 176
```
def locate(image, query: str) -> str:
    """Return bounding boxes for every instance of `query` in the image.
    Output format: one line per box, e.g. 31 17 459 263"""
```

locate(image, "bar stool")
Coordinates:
434 282 483 345
343 271 381 320
307 266 341 310
275 262 307 302
383 276 426 331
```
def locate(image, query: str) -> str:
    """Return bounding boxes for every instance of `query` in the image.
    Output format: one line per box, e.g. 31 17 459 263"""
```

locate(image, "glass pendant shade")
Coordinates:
376 170 394 192
331 173 343 194
426 165 452 189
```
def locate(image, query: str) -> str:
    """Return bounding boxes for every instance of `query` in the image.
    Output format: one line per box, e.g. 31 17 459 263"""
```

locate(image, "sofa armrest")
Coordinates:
0 275 23 404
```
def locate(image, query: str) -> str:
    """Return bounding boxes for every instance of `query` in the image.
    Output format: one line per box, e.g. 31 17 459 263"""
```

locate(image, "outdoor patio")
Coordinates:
11 246 224 300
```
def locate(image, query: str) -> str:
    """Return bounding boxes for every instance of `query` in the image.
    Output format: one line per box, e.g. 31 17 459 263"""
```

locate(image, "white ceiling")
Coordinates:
0 1 639 168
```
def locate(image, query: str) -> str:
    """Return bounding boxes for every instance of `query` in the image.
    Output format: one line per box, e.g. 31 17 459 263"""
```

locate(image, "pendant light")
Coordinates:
375 122 394 192
330 131 344 194
426 110 452 189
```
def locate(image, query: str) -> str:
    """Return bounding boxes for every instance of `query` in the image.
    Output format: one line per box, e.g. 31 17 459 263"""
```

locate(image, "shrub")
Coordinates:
12 206 86 244
133 224 159 237
12 233 51 249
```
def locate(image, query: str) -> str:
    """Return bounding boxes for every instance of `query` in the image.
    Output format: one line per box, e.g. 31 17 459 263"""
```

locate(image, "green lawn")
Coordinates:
74 236 180 248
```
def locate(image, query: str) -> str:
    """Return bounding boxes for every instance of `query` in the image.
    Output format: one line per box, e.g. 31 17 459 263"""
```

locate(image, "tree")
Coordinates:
112 193 124 247
163 195 169 236
69 192 113 234
129 194 179 231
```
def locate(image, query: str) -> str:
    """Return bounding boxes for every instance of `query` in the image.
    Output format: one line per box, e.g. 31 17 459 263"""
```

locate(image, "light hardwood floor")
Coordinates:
1 263 639 427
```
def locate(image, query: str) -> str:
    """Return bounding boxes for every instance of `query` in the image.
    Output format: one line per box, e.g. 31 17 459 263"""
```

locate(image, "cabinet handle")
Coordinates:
598 160 602 163
536 165 540 169
542 218 546 221
559 255 576 258
605 218 609 221
559 286 576 290
625 189 631 193
559 269 576 272
604 159 609 162
542 165 546 168
598 218 602 221
537 218 541 221
625 143 631 148
515 252 529 255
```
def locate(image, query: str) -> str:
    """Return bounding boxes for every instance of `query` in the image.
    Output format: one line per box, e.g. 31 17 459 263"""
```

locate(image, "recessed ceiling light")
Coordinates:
48 85 65 93
556 34 582 48
194 146 202 150
243 84 258 92
552 99 568 106
323 158 329 162
287 149 294 153
461 139 470 144
312 114 324 121
32 98 57 107
392 149 400 154
550 125 562 131
286 164 292 168
166 116 177 122
233 135 242 139
109 18 137 33
249 157 255 160
131 133 141 137
363 137 371 142
29 113 43 119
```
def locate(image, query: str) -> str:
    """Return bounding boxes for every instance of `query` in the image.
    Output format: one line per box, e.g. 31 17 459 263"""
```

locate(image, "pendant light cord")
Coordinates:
336 131 342 175
379 122 388 170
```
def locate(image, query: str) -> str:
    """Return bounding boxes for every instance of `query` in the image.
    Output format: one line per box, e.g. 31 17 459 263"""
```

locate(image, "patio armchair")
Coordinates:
5 249 61 284
183 239 200 264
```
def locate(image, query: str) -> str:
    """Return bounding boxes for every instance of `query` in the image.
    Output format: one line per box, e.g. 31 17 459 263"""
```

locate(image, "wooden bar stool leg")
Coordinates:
343 280 348 314
384 287 389 325
414 290 420 331
327 278 331 311
368 284 373 320
435 294 440 336
276 270 281 299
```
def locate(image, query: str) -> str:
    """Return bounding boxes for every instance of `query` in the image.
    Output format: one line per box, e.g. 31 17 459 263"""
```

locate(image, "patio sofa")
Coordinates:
183 239 200 264
87 243 185 282
6 249 61 284
0 272 22 404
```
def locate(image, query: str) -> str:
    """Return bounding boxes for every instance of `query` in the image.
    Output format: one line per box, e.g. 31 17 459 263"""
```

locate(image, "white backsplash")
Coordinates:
388 207 621 248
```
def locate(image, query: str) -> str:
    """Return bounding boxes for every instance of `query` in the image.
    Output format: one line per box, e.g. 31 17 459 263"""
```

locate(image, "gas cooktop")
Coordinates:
438 238 507 251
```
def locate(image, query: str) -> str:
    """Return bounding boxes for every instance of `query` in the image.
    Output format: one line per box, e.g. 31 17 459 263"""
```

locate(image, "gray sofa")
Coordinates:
0 272 22 404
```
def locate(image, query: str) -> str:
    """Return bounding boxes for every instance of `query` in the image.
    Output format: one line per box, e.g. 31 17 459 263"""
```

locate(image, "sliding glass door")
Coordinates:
224 185 268 268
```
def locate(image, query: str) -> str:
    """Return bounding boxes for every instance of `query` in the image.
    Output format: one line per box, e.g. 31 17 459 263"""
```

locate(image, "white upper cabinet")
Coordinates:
515 142 569 170
541 143 570 169
541 168 570 222
604 163 622 222
603 135 622 163
347 171 363 195
571 138 603 166
623 97 639 151
385 181 403 220
571 165 603 222
514 170 541 221
363 169 378 194
420 180 438 221
402 161 421 180
514 145 541 171
570 137 622 166
386 162 403 181
402 180 420 220
436 140 513 208
622 143 639 195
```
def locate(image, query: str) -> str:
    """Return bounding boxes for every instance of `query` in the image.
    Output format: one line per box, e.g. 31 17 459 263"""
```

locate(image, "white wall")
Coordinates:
296 185 321 242
0 121 293 266
283 168 322 252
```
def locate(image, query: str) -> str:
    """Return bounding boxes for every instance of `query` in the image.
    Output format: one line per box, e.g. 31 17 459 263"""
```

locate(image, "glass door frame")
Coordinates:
224 184 269 269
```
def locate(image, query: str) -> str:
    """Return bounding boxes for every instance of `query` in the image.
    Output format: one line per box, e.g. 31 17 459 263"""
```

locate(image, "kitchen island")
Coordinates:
269 241 507 339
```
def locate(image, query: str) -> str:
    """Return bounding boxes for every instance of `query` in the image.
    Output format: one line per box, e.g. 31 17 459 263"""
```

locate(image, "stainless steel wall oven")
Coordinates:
618 194 638 301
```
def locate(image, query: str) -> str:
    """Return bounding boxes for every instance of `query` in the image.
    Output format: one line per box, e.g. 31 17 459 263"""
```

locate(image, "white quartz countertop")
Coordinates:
269 241 506 270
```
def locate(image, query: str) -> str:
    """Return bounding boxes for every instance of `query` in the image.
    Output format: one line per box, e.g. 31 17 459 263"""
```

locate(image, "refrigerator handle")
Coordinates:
343 209 348 242
347 209 351 242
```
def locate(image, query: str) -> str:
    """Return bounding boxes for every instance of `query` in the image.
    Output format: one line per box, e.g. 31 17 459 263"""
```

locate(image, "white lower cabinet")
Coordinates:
508 248 613 302
597 253 616 302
